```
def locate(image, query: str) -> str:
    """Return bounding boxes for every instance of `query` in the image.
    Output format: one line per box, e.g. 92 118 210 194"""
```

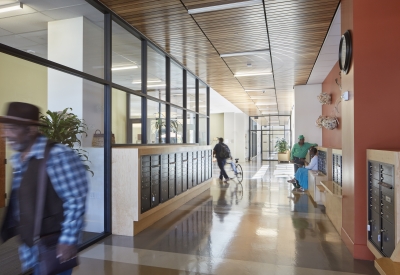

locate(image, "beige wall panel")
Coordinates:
0 53 47 205
112 88 127 144
112 148 139 236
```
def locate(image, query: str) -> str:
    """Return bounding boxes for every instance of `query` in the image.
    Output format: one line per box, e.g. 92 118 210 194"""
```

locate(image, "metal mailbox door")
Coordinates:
369 209 381 249
382 218 395 257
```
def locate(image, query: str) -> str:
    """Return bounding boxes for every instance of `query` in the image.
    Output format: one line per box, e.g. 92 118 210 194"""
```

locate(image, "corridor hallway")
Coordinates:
74 161 377 275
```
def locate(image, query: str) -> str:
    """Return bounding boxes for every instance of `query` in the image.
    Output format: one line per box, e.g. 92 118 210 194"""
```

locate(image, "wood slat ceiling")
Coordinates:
100 0 339 117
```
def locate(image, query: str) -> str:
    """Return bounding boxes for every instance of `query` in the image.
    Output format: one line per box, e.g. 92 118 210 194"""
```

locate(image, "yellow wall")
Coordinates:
0 52 48 202
210 113 224 146
112 88 127 144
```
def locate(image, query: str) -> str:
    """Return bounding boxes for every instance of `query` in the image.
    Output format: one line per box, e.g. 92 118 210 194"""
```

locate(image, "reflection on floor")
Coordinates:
75 160 378 275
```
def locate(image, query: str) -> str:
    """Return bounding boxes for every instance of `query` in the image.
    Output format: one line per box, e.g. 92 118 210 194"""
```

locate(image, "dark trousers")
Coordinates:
292 157 305 173
217 158 229 180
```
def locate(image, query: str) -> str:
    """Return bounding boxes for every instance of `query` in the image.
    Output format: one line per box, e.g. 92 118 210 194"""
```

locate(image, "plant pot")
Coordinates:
278 150 290 162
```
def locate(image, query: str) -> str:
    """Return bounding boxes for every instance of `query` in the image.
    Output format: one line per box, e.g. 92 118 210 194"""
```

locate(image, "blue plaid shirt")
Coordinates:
10 135 89 271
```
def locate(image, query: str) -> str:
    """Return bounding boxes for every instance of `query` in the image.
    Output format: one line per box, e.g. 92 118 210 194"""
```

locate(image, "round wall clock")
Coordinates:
339 30 352 74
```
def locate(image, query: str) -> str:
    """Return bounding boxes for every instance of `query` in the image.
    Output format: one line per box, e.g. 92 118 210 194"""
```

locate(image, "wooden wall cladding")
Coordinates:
0 129 5 208
100 0 339 116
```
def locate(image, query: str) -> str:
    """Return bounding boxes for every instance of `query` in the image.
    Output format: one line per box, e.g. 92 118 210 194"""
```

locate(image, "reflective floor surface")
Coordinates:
74 160 378 275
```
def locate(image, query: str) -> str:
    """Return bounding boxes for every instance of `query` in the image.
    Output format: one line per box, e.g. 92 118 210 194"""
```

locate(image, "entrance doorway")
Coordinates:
249 115 292 161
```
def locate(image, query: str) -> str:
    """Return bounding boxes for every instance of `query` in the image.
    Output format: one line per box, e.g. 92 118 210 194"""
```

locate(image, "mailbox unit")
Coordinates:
308 147 330 204
332 150 343 186
112 145 213 236
141 150 213 213
366 149 400 261
368 160 395 257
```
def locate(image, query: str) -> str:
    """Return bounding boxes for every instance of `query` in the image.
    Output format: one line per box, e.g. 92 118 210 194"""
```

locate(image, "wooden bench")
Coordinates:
370 233 400 274
320 180 342 235
375 258 400 275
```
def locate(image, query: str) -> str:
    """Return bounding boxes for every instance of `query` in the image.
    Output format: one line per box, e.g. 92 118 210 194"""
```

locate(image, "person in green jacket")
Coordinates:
290 135 318 173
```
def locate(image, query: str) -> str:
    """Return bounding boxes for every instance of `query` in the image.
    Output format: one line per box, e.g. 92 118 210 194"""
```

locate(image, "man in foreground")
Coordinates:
0 102 89 275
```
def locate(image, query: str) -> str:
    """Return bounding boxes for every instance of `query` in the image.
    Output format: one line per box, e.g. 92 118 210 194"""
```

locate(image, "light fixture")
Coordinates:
341 91 349 101
255 102 276 106
245 89 274 92
188 0 261 14
147 84 166 88
111 65 138 71
235 72 272 77
0 2 23 13
220 49 269 58
132 80 162 84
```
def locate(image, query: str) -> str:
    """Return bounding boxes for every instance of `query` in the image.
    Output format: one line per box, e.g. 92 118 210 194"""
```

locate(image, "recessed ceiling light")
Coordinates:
220 49 269 58
255 102 276 106
112 65 138 71
132 80 162 84
188 0 262 14
0 2 23 14
245 89 275 92
235 72 272 77
147 84 166 88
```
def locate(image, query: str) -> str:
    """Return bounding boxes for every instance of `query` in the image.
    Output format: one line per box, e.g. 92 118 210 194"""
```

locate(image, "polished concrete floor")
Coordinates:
74 160 378 275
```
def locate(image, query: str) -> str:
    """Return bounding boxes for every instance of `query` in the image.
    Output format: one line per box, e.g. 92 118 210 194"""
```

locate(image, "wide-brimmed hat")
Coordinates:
0 102 45 126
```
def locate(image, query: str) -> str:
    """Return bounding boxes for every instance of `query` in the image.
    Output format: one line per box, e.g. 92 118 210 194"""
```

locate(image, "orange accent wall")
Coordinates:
322 61 342 149
341 0 400 260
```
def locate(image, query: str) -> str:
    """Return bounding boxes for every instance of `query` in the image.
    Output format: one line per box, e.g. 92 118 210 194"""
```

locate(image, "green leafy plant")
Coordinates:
275 138 289 154
39 108 93 176
151 114 182 143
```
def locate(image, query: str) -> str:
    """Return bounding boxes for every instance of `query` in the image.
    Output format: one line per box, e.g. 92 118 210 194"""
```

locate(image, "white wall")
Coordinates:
233 113 248 161
223 112 235 155
294 84 322 146
210 113 224 145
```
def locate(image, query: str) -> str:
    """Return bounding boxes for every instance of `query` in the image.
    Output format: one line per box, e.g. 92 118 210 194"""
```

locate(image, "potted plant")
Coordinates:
275 138 290 162
151 115 182 143
39 108 93 176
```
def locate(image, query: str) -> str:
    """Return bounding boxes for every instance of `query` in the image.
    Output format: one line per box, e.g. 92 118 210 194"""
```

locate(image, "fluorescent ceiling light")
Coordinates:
112 65 138 71
255 102 276 106
0 2 23 13
132 80 162 84
188 0 261 14
220 50 269 58
147 84 166 88
245 89 274 92
235 72 272 77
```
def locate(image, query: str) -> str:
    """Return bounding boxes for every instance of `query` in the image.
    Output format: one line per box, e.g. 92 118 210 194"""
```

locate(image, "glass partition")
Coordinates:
171 61 183 107
147 46 166 101
0 0 105 78
187 112 196 143
171 107 183 143
112 21 141 91
199 82 207 115
187 73 196 111
148 100 166 144
199 116 207 145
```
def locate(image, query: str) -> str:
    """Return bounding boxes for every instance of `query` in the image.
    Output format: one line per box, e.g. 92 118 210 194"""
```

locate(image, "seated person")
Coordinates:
288 147 318 192
290 135 318 173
